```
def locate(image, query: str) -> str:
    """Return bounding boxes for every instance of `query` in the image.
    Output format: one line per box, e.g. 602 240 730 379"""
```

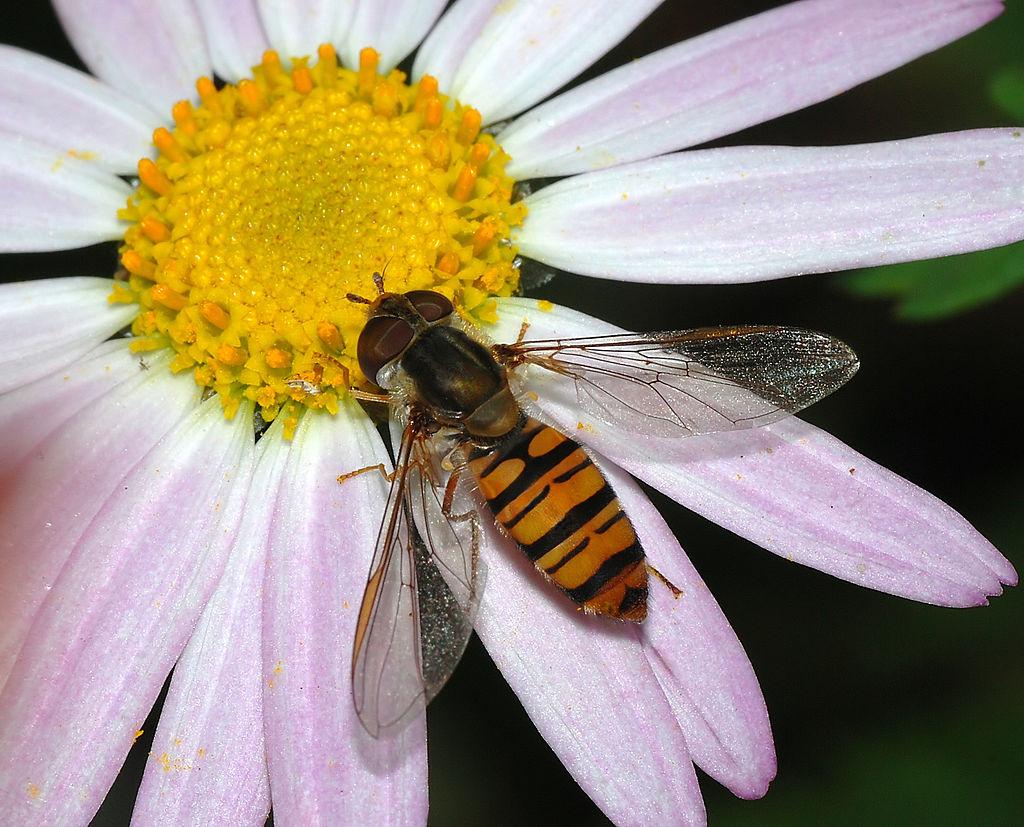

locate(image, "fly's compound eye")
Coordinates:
405 290 453 323
358 316 414 387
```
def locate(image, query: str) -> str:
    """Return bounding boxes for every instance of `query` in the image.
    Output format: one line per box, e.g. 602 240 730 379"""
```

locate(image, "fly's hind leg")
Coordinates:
440 464 475 524
646 563 684 599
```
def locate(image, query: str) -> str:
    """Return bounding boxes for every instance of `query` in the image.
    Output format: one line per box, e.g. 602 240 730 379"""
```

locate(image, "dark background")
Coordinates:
3 1 1021 824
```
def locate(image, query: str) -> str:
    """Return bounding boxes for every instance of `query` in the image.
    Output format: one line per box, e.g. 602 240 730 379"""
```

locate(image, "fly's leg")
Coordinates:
337 464 398 486
514 319 530 345
646 563 683 599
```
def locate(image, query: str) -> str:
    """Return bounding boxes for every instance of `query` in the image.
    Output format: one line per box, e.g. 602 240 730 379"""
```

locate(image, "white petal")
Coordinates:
0 277 135 393
0 46 156 174
516 130 1024 283
132 421 289 826
411 0 501 91
262 403 428 824
0 351 200 692
475 520 706 825
340 0 446 72
0 397 253 825
449 0 663 124
194 0 271 83
257 0 348 61
0 138 130 252
501 0 1004 178
52 0 212 111
489 298 1016 606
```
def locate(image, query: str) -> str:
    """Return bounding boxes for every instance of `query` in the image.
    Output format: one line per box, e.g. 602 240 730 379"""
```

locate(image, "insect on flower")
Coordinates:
329 273 860 738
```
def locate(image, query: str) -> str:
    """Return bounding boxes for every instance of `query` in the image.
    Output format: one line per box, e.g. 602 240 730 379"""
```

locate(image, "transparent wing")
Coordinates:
499 326 858 437
351 412 484 738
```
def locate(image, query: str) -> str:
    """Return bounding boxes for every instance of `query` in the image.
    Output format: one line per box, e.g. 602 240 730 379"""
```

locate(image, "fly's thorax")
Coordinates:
400 325 506 419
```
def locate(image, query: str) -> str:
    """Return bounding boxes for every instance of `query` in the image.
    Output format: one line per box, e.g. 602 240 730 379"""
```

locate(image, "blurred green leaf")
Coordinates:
991 65 1024 120
842 242 1024 321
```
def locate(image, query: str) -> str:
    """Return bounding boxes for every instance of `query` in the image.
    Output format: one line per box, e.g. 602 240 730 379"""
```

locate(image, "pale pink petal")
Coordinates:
475 527 705 825
257 0 347 61
0 138 130 252
0 277 135 392
340 0 447 72
194 0 270 82
0 351 200 694
448 0 663 124
601 461 776 799
132 424 292 826
516 129 1024 283
0 45 155 174
0 397 253 825
490 298 1017 606
262 403 427 824
52 0 211 111
0 340 148 474
411 0 501 92
501 0 1004 178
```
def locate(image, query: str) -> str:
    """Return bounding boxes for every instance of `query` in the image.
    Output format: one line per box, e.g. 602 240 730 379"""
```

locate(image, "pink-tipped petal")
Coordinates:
339 0 447 72
262 403 427 824
601 461 776 799
475 527 705 825
0 397 253 825
132 423 292 826
0 351 200 692
257 0 348 62
0 45 156 174
502 0 1004 178
194 0 270 83
491 298 1017 606
0 277 135 392
448 0 663 124
516 129 1024 283
52 0 211 112
0 139 130 252
411 0 501 91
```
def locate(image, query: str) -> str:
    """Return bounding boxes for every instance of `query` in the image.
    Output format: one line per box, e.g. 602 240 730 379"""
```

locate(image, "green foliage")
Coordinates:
842 242 1024 320
842 64 1024 320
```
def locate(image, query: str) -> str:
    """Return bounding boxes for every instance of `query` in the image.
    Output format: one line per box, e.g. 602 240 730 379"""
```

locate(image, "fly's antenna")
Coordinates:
348 258 392 304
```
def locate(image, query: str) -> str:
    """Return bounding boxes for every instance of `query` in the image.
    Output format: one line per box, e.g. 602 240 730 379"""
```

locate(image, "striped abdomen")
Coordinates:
467 417 647 621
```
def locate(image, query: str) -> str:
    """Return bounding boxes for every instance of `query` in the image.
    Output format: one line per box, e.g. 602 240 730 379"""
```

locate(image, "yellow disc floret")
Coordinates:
112 45 525 432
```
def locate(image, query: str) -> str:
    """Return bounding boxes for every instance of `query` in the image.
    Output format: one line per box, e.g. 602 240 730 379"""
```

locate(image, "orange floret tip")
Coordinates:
372 82 398 116
138 158 173 196
292 65 313 94
316 320 344 351
171 100 197 135
265 347 293 369
358 47 379 94
153 127 188 163
452 165 478 201
423 97 443 130
427 132 449 168
472 222 497 255
457 108 482 145
216 344 248 367
415 75 439 111
152 284 188 311
122 250 156 279
238 79 264 114
140 216 170 243
195 76 221 113
199 300 231 330
468 141 490 169
437 251 460 275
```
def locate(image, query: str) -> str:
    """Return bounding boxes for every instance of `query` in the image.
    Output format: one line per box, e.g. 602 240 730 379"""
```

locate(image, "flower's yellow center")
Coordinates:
112 46 525 434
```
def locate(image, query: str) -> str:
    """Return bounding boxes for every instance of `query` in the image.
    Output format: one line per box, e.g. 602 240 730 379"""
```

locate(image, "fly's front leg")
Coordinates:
337 464 397 486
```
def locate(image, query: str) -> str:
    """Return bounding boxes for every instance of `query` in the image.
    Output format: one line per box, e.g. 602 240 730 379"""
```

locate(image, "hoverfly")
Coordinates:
340 273 858 738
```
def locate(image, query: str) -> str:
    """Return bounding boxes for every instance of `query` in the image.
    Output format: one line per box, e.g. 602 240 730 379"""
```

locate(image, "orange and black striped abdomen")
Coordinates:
467 417 647 621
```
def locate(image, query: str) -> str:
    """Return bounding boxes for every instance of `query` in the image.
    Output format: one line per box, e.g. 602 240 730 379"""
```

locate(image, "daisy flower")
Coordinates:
0 0 1020 825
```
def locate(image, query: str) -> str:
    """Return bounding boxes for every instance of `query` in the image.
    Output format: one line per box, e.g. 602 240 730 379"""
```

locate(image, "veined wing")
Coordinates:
497 326 858 438
351 410 483 738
